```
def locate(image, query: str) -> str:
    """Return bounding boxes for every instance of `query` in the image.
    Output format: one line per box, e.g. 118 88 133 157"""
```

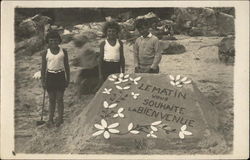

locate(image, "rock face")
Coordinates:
218 36 235 64
67 73 222 153
173 8 234 36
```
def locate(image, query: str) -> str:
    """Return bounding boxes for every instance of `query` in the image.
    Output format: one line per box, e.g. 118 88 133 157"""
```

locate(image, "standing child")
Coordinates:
98 21 125 83
134 19 162 73
41 31 70 127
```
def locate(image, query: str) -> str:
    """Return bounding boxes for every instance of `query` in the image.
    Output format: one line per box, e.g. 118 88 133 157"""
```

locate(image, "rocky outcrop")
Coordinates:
173 8 234 36
218 36 235 64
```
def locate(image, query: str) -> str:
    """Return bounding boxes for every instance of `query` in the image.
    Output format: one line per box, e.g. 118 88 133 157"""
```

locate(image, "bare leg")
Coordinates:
55 90 64 127
47 90 56 126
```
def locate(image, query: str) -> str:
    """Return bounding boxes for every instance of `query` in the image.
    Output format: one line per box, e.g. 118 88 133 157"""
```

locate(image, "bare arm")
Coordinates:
41 50 47 88
151 38 162 69
63 49 70 86
119 40 125 73
98 41 105 81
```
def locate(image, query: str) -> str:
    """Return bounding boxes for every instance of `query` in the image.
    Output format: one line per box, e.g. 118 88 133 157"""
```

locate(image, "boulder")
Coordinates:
66 73 224 153
218 36 235 64
173 8 234 36
160 41 186 55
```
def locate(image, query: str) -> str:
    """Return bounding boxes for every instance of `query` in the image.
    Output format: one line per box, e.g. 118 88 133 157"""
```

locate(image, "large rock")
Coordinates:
218 36 235 64
160 41 186 55
66 73 224 153
173 8 234 36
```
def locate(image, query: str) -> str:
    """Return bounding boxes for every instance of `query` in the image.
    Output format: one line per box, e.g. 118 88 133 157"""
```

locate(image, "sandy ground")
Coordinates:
14 35 233 154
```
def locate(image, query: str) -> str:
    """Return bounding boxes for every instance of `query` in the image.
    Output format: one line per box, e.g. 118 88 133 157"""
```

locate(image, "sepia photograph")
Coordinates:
1 1 249 159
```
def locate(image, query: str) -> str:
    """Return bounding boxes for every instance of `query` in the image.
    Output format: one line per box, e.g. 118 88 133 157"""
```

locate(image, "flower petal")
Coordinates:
183 131 192 135
103 131 110 139
103 101 109 108
176 84 183 88
134 81 138 85
170 81 176 86
131 92 135 95
176 75 181 81
122 79 129 82
175 81 181 85
118 108 124 113
92 130 104 136
119 113 125 118
116 85 123 90
169 75 175 80
111 74 117 79
151 125 158 132
108 88 112 91
151 121 162 126
94 124 105 130
124 74 130 78
134 77 142 81
119 73 124 78
181 77 188 82
109 129 120 134
108 77 115 81
129 77 134 81
130 130 140 134
181 125 187 131
128 123 133 131
114 81 122 84
183 80 192 84
101 119 107 128
147 134 151 137
123 86 130 90
113 114 118 118
151 134 157 138
133 96 137 99
109 103 118 109
179 132 184 139
108 122 119 128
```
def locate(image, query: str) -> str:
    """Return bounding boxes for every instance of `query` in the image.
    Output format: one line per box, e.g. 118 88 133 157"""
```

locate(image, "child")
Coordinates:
134 19 162 73
98 21 125 83
41 31 70 127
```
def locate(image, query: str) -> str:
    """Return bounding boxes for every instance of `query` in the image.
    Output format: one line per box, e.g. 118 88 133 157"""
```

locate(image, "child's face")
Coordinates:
138 25 149 37
106 28 118 40
48 38 60 48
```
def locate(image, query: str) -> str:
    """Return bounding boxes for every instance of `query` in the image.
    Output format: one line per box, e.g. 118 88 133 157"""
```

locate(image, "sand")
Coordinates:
14 35 233 154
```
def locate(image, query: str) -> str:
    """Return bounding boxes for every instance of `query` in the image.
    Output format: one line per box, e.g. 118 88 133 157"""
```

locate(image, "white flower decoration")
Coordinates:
113 108 125 118
92 119 120 139
169 75 192 88
150 121 162 132
129 76 142 85
179 125 192 139
146 131 157 138
103 101 118 109
116 85 130 90
127 123 140 134
110 73 129 84
131 92 140 99
102 88 112 94
33 71 41 80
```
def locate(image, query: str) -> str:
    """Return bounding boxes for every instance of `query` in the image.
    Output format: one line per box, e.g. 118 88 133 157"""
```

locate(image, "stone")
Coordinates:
218 36 235 64
161 41 186 55
68 73 222 153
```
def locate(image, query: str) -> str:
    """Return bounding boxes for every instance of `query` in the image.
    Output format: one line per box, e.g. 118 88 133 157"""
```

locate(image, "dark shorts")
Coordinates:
102 61 121 80
46 71 66 92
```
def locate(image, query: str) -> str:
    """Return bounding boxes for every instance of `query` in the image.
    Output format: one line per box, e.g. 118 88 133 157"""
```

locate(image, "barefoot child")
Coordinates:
134 19 162 73
41 31 70 127
98 21 125 83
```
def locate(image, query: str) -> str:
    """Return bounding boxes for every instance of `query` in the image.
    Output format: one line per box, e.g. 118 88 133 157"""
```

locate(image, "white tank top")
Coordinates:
46 47 65 71
104 39 120 62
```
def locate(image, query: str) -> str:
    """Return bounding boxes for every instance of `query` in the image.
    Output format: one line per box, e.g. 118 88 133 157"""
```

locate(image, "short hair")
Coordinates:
45 30 62 43
135 18 149 29
102 21 121 37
